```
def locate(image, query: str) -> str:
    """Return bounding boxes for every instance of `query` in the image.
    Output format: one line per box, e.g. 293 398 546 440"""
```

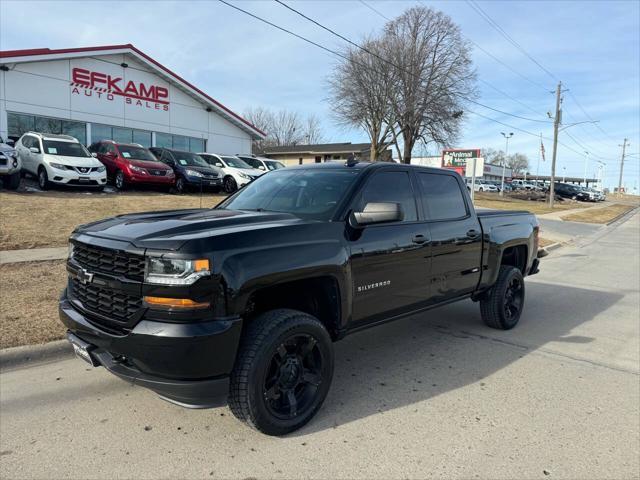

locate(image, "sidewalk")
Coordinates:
0 247 67 264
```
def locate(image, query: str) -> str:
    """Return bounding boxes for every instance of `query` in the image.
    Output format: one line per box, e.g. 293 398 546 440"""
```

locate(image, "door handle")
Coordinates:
412 234 427 244
466 229 481 239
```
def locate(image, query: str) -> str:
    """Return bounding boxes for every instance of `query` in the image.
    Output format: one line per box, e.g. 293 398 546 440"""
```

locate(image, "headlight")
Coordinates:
130 165 146 174
145 257 210 285
185 169 203 178
238 172 250 179
50 163 67 170
96 166 106 173
68 242 74 259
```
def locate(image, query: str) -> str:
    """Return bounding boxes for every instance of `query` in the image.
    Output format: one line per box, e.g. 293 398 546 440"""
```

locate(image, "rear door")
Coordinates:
416 171 483 303
348 169 431 325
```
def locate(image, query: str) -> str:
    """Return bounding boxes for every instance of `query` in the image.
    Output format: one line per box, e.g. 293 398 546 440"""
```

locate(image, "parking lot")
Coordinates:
1 207 638 479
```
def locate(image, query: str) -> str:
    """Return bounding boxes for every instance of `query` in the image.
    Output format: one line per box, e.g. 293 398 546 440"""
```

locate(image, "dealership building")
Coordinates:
0 44 264 153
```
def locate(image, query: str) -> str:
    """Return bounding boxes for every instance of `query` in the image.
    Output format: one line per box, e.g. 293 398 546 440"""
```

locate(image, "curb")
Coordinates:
606 205 639 226
0 339 73 372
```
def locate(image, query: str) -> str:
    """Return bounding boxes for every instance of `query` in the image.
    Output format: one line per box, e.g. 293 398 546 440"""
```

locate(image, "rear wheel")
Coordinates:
480 266 525 330
175 177 187 194
3 171 21 190
37 166 50 190
224 176 237 193
114 170 126 190
229 309 334 436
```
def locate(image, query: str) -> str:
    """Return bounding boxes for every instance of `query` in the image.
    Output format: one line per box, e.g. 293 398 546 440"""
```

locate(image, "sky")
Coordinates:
1 0 639 190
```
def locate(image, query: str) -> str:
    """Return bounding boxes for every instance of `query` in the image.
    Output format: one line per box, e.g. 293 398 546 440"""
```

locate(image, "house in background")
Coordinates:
261 142 393 166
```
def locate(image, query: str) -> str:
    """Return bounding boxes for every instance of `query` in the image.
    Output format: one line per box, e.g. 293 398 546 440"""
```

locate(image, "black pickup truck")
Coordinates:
60 162 542 435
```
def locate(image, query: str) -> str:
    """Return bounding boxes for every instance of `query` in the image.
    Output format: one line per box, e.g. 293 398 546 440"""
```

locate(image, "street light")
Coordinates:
500 132 514 196
583 151 589 186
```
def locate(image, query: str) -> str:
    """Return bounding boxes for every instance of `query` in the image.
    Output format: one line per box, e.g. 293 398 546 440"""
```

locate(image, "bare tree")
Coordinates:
302 114 325 145
243 107 325 152
383 6 477 163
327 38 396 161
482 148 529 175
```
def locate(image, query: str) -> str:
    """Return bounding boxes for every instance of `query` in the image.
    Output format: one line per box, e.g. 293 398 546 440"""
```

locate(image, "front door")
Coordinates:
415 171 483 303
348 170 431 325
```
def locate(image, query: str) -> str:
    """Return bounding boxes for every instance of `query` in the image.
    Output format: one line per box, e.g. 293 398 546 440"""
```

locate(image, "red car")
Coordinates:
88 140 175 190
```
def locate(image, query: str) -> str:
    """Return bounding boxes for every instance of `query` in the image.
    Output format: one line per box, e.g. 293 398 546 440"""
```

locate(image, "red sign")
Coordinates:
70 67 169 111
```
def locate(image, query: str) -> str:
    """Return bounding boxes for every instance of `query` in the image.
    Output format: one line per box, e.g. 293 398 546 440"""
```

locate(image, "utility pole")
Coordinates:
617 138 629 195
549 81 562 208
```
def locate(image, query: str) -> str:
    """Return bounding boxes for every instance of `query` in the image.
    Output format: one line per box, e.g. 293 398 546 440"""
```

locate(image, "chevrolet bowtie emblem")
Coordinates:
76 267 94 285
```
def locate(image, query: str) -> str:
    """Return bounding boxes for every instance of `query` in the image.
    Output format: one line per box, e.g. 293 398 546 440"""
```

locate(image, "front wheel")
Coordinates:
3 171 21 190
224 176 237 193
175 177 187 194
37 167 50 190
114 170 126 190
480 266 525 330
229 309 334 436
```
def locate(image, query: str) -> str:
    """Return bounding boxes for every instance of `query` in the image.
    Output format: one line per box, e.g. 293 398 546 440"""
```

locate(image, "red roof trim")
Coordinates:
0 44 266 138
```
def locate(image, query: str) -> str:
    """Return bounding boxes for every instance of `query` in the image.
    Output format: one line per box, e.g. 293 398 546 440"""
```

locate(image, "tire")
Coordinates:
480 266 525 330
37 166 50 190
5 171 20 190
175 177 186 194
229 309 334 436
224 175 237 193
114 170 126 191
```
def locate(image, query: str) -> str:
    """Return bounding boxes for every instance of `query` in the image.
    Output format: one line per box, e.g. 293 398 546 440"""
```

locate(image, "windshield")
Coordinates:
43 140 90 157
173 151 209 167
217 169 360 221
118 145 157 161
265 160 285 171
222 156 252 169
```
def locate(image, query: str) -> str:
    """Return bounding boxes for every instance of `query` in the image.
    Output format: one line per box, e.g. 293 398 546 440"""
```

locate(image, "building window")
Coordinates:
172 135 189 151
155 132 173 148
8 112 86 144
189 137 204 153
7 113 35 140
133 130 152 147
91 124 112 144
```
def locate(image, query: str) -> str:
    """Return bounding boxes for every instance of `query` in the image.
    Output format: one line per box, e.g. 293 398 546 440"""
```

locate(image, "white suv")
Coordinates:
198 153 263 193
236 154 286 172
16 132 107 190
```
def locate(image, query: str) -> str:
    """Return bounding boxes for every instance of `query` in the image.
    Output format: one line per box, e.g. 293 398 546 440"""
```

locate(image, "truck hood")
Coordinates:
75 208 302 250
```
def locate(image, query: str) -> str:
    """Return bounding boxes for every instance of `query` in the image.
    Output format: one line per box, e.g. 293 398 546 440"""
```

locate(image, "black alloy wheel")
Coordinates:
176 177 186 194
480 265 526 330
502 275 524 323
262 334 324 420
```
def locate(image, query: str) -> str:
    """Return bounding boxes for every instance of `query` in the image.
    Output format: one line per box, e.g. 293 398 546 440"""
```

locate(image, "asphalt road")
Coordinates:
1 212 639 480
538 217 602 242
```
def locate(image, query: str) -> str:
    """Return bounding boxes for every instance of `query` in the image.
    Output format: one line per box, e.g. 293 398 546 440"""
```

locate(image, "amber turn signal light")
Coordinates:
143 296 210 309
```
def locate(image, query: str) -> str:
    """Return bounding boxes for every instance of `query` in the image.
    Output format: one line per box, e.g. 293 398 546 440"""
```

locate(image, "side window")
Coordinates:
161 150 175 164
21 136 32 148
418 173 468 221
359 171 417 222
244 158 259 168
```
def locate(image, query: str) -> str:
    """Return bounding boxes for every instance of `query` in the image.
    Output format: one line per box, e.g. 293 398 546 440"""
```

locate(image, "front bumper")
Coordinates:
47 166 107 186
0 154 20 175
186 176 222 188
126 172 175 185
59 291 242 407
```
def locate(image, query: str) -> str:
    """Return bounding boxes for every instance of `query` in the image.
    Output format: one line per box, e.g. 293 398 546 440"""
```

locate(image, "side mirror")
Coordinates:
91 152 98 158
350 202 403 227
258 165 265 170
29 146 40 154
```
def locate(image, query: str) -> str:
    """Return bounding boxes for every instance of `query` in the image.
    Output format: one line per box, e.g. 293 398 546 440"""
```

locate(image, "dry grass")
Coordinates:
0 260 68 348
561 203 636 224
0 190 227 250
473 192 590 215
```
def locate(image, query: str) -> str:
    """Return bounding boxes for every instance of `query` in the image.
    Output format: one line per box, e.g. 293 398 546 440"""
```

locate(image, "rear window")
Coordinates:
418 173 468 221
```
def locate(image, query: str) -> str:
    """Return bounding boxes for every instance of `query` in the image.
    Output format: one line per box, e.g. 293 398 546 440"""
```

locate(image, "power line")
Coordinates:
465 0 557 81
478 78 547 117
358 0 390 21
273 0 553 124
566 91 618 144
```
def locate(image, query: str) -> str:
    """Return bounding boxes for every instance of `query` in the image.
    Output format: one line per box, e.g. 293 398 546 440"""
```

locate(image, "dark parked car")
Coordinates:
554 182 584 200
89 140 174 191
60 162 543 435
149 147 222 193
